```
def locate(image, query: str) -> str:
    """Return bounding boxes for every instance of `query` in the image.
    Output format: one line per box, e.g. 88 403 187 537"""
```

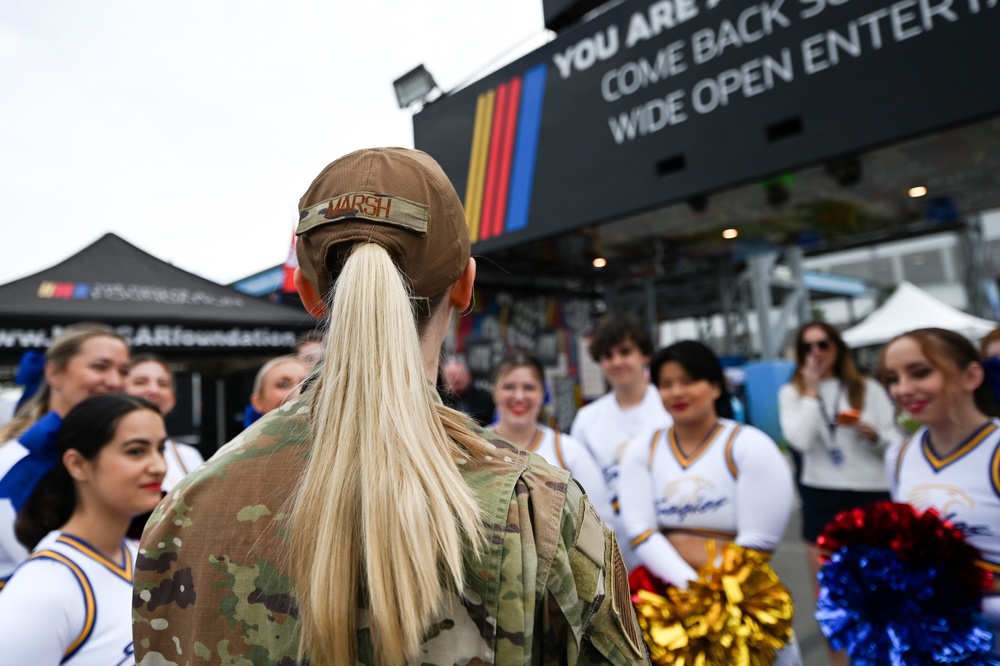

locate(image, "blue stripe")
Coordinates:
504 63 547 233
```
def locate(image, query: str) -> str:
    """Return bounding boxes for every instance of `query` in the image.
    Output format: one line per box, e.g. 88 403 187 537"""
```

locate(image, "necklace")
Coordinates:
671 421 722 459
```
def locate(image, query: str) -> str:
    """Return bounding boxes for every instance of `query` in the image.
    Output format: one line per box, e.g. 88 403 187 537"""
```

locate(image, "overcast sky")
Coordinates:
0 0 549 286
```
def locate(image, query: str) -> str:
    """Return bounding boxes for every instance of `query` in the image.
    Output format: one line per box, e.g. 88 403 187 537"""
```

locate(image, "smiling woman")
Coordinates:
0 323 130 587
618 339 800 664
880 328 1000 655
0 394 166 665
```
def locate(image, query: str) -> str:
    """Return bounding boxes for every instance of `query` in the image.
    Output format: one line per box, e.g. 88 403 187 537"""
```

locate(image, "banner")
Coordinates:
415 0 1000 252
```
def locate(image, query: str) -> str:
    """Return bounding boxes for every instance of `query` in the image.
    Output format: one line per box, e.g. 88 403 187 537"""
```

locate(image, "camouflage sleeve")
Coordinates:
543 479 651 665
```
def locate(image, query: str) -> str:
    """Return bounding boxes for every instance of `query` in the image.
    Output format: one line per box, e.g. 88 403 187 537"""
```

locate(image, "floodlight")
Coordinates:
393 65 439 109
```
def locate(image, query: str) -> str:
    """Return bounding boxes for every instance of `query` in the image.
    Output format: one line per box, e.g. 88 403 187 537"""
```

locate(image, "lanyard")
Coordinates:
816 381 843 437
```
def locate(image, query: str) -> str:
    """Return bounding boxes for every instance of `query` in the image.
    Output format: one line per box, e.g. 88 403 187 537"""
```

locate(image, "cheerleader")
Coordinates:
0 323 129 586
0 394 166 664
490 351 613 523
882 327 1000 648
619 340 800 665
124 354 204 491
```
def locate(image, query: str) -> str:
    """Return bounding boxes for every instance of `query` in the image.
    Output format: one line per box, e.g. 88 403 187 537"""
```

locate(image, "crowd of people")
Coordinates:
0 146 998 665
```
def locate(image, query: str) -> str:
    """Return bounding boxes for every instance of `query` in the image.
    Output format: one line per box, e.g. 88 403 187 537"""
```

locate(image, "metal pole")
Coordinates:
749 250 778 359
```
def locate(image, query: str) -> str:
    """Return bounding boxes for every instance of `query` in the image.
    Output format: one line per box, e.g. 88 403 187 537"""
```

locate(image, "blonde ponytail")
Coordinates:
290 243 488 666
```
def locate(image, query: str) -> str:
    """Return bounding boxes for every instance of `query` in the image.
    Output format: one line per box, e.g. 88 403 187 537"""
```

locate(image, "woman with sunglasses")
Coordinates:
778 321 900 666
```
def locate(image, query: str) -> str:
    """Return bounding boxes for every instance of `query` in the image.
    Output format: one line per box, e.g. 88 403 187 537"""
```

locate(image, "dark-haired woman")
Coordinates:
882 327 1000 651
778 325 899 558
619 340 799 664
0 323 129 586
0 394 166 664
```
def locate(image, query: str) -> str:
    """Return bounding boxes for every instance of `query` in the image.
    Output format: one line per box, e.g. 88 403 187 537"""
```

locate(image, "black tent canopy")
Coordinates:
0 233 313 362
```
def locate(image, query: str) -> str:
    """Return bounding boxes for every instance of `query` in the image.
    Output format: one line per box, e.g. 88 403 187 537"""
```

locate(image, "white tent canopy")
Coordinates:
842 281 998 348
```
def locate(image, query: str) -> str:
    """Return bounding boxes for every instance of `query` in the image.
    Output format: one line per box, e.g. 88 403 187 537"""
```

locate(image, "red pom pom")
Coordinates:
629 565 668 598
817 501 992 603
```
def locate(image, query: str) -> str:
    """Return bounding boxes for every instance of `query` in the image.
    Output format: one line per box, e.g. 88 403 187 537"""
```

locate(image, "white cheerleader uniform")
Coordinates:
162 439 206 493
887 419 1000 647
0 531 138 665
570 384 672 568
518 425 615 525
619 419 801 665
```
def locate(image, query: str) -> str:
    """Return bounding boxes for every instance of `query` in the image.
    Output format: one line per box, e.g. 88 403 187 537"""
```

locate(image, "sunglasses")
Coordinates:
799 340 831 354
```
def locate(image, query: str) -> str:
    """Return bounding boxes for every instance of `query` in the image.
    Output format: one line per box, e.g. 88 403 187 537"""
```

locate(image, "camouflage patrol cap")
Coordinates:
295 147 470 306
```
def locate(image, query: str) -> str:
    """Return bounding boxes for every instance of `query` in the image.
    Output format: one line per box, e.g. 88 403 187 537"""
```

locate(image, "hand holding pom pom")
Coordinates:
630 543 794 665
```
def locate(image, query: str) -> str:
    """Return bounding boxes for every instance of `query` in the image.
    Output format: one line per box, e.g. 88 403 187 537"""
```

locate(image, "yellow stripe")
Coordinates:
925 422 998 471
526 429 544 453
991 427 1000 496
647 429 664 470
57 535 133 582
631 529 655 549
553 431 568 470
464 90 495 243
977 559 1000 574
724 424 743 478
29 550 95 657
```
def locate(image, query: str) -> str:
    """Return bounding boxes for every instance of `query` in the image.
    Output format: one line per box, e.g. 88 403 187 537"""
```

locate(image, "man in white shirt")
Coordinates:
570 315 672 568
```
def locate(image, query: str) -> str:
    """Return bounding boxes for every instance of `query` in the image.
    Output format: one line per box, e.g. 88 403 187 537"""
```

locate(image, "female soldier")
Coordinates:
132 148 647 666
619 340 799 664
491 350 614 523
882 327 1000 650
0 323 129 585
0 394 166 664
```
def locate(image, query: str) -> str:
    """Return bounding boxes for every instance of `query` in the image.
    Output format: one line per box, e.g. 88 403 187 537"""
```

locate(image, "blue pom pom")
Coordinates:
817 545 999 665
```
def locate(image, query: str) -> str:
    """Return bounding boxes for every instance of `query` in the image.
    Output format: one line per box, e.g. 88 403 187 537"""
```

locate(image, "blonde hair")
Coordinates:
1 323 126 442
289 243 489 666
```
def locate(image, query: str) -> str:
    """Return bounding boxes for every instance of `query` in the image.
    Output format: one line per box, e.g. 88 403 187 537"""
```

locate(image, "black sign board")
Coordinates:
544 0 610 32
415 0 1000 254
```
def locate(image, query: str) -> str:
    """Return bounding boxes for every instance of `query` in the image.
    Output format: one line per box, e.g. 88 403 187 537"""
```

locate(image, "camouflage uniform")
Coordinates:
132 392 650 666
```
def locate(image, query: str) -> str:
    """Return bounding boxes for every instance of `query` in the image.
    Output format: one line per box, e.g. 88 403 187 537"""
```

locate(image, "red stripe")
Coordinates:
479 82 510 240
490 75 521 238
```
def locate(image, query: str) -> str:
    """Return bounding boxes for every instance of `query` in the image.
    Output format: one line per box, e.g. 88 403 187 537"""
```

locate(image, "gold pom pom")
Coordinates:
632 543 794 665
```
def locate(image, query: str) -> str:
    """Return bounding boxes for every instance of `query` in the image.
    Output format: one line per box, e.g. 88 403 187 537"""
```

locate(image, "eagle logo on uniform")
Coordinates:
662 477 715 505
908 484 975 514
656 477 726 522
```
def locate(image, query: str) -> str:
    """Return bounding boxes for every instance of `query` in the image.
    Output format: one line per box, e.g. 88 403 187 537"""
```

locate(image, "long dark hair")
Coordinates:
15 394 159 549
881 327 1000 418
650 340 734 419
790 321 867 410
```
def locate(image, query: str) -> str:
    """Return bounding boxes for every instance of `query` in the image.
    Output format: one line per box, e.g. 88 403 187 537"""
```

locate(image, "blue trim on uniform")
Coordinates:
28 550 96 662
57 534 133 583
922 421 997 472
